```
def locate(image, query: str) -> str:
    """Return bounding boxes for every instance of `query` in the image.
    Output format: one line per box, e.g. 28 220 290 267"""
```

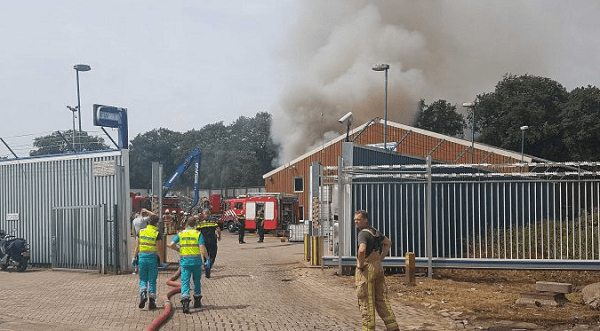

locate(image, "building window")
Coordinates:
294 177 304 192
299 206 304 220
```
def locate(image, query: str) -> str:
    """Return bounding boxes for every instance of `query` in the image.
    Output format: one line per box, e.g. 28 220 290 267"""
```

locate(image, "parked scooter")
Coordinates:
0 230 30 272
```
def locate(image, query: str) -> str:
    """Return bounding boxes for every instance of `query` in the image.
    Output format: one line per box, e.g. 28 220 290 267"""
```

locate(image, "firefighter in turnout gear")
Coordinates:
256 209 265 243
354 210 399 331
237 214 246 244
196 210 221 278
168 216 209 313
133 212 162 310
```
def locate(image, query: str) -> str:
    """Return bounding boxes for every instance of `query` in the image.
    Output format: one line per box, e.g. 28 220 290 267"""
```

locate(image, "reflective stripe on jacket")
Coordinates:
179 228 201 258
139 225 159 253
197 221 218 229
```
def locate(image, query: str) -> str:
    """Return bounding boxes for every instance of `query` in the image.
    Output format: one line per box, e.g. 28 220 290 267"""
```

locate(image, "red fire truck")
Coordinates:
221 193 299 236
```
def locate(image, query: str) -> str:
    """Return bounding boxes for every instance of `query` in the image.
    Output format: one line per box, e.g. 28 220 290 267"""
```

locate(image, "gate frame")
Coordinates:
51 204 113 273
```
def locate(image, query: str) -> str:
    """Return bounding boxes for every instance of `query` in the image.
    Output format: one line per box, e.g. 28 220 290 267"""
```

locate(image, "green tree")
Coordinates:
128 128 183 189
474 74 569 161
414 99 466 137
560 85 600 161
180 122 229 190
128 112 279 191
227 112 279 186
30 130 109 156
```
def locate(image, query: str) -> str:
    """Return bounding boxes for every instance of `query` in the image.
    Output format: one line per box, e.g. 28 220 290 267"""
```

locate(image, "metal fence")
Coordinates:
51 204 121 273
0 150 130 273
324 160 600 271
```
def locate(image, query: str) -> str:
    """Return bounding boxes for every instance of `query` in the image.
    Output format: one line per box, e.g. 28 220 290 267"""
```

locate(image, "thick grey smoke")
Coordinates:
272 1 555 164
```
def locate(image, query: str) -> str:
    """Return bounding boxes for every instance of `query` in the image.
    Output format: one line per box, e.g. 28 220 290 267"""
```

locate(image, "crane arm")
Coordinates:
162 149 202 210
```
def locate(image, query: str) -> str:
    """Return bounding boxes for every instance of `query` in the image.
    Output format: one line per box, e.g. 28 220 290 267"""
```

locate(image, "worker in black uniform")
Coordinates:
196 211 220 278
256 210 265 243
237 214 246 244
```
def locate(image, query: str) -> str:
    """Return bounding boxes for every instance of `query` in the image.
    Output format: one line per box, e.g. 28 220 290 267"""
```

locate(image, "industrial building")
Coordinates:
263 118 540 220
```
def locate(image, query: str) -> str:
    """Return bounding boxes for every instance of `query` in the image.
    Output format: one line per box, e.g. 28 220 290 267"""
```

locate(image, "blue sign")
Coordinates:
93 104 124 128
93 104 128 149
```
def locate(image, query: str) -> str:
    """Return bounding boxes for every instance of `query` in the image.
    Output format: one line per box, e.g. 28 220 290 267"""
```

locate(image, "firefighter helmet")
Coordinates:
164 209 170 214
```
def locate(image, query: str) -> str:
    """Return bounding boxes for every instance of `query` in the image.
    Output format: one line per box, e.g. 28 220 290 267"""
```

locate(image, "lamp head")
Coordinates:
371 63 390 71
462 102 475 108
74 64 91 72
520 125 529 131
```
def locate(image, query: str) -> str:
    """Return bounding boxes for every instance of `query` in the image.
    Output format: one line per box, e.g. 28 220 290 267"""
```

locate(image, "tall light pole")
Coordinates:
462 102 475 164
74 64 90 152
520 125 529 162
74 64 91 133
372 63 390 150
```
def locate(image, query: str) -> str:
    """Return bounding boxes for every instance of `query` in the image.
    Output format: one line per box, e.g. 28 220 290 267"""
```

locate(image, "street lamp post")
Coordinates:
74 64 91 152
372 63 390 150
520 125 529 162
74 64 91 131
462 102 475 164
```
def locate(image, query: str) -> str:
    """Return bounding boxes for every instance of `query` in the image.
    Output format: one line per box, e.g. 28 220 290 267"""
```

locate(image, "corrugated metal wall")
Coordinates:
0 150 130 271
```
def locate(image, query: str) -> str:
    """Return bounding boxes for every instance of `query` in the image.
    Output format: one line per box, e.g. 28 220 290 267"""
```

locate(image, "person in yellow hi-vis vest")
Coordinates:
132 213 161 310
168 215 209 313
354 210 399 331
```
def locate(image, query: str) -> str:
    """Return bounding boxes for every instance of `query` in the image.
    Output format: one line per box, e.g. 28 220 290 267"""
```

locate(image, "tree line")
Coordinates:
128 112 278 190
414 74 600 161
27 74 600 189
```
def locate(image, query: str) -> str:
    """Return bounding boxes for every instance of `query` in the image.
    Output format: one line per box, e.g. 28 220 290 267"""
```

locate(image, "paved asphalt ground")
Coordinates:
0 232 458 331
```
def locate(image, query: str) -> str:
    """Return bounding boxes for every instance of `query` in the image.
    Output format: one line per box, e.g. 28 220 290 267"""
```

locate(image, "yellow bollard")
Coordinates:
157 238 167 265
310 236 323 266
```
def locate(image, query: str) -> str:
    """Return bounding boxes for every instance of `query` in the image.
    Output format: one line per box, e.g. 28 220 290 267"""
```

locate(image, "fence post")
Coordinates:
337 156 344 275
304 233 311 262
426 156 433 278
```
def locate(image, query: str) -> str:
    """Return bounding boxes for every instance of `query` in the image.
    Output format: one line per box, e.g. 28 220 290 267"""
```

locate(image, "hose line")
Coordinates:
146 267 181 331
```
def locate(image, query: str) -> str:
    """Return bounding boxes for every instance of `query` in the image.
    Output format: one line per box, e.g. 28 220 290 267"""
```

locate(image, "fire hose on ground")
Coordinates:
146 267 181 331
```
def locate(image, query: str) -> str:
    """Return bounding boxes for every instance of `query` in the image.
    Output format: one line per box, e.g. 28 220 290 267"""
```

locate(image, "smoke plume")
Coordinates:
272 1 554 164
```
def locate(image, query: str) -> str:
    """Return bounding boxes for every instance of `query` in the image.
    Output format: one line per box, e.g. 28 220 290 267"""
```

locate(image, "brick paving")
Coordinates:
0 232 459 330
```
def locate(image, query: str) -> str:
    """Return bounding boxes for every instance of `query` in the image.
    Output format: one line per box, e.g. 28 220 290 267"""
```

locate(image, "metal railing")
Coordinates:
323 160 600 271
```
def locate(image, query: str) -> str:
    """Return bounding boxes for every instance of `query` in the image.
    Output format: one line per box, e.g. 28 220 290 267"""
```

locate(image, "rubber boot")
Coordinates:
181 298 190 313
139 291 147 309
193 294 202 308
148 297 156 310
204 263 211 279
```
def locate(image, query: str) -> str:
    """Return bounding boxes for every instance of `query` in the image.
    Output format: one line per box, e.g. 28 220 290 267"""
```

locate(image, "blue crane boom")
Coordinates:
162 149 202 210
